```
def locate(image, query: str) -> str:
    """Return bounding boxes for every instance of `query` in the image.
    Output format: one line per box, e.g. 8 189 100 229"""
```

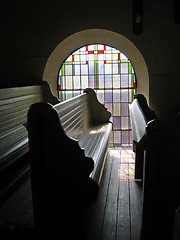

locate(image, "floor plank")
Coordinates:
100 152 119 240
86 147 142 240
86 151 113 240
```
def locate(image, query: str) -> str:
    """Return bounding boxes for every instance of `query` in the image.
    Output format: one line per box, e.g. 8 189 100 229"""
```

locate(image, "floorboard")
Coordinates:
0 147 142 240
86 147 142 240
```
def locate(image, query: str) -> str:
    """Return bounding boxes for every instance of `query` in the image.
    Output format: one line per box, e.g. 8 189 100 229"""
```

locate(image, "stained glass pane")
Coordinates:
113 63 119 74
66 76 73 89
122 131 128 144
113 103 121 116
96 90 104 103
58 44 136 147
113 89 121 102
113 75 120 88
98 61 104 74
121 62 129 73
121 89 129 102
121 74 129 87
66 91 73 100
75 65 80 75
113 116 121 129
81 64 88 75
73 76 80 89
89 75 95 88
121 117 129 129
65 65 72 75
105 75 112 88
105 90 113 102
99 75 104 88
105 64 112 74
81 76 88 89
89 62 94 74
121 103 129 116
114 131 121 146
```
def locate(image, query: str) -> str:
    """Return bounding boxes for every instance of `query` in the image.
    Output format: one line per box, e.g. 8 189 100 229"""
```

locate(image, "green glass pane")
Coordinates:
94 61 99 88
128 62 132 74
95 74 99 88
61 65 65 76
72 64 75 76
94 61 98 75
118 63 121 74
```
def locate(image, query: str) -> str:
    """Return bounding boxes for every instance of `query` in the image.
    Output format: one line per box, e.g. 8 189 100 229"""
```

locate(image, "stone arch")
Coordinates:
43 29 149 101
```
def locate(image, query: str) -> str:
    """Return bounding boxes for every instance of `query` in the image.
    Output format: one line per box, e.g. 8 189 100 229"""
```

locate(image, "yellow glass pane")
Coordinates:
113 103 121 116
113 75 120 88
66 76 73 89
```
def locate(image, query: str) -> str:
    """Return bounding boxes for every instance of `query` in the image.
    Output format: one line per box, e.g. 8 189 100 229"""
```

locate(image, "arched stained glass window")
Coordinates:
57 44 136 147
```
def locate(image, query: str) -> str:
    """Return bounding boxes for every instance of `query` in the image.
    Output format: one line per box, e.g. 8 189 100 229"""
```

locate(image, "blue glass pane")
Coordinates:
105 75 112 88
113 116 121 129
105 90 112 102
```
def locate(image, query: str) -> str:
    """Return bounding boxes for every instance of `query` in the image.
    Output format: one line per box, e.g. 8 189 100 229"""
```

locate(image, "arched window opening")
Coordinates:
57 44 137 147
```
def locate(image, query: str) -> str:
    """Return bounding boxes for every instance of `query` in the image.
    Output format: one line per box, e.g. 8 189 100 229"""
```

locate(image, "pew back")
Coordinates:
0 85 43 172
54 93 90 141
0 82 59 203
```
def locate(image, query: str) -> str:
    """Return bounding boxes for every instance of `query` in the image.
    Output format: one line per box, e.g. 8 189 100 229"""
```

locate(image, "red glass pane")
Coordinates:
98 50 104 54
88 51 94 54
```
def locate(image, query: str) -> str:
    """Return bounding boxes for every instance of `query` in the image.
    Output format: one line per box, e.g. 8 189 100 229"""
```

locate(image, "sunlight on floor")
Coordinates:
108 147 135 181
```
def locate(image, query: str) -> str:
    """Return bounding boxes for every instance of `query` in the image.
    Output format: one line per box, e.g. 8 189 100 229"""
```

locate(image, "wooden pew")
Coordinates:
129 94 180 240
27 88 112 237
0 82 59 236
129 94 157 179
141 119 180 240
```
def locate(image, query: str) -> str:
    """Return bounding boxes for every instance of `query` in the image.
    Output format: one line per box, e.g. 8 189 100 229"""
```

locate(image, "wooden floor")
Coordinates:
86 147 143 240
0 147 142 239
